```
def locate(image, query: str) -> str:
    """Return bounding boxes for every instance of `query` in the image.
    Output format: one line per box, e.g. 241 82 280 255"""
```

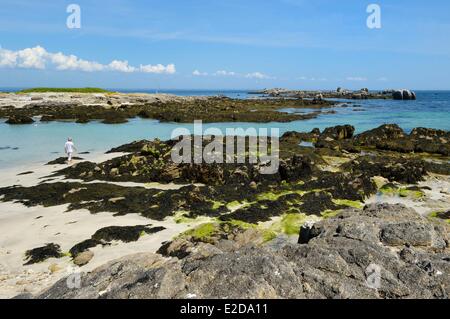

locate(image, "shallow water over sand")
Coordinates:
0 91 449 169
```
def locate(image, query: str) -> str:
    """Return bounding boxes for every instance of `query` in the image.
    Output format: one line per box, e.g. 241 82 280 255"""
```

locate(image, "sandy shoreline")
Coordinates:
0 152 204 298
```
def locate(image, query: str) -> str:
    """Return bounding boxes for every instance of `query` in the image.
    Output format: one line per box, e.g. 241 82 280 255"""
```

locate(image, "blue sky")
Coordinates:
0 0 449 90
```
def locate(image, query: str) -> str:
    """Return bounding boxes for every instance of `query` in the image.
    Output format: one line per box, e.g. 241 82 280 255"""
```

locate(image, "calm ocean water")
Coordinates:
0 90 449 169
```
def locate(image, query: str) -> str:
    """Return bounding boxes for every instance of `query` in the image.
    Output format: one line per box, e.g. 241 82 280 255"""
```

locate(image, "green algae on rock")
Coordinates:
379 184 426 199
429 211 450 224
269 213 319 236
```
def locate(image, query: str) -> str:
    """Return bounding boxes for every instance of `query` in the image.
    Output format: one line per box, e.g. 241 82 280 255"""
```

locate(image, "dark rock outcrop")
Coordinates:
311 124 449 156
321 125 355 140
37 204 449 299
280 129 321 144
252 88 392 100
101 114 128 124
393 89 416 100
341 156 427 184
40 115 56 122
410 127 450 156
354 124 450 156
313 125 356 151
354 124 406 146
5 115 35 124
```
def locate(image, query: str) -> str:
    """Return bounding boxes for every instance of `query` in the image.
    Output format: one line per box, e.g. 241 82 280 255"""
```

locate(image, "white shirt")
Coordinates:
65 141 74 153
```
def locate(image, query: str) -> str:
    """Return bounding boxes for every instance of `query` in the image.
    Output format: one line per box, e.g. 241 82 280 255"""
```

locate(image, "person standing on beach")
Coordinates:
64 138 77 163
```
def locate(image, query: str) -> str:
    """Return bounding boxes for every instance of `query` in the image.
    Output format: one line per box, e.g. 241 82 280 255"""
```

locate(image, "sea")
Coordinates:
0 89 449 169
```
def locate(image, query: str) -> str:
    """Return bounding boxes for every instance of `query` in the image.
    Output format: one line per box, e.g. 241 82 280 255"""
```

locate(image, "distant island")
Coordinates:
17 87 112 94
250 88 417 100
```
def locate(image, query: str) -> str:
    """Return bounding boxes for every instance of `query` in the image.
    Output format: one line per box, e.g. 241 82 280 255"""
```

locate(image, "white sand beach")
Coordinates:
0 152 200 298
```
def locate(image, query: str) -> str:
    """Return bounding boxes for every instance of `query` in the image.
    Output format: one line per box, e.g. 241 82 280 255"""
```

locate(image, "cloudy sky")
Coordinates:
0 0 449 90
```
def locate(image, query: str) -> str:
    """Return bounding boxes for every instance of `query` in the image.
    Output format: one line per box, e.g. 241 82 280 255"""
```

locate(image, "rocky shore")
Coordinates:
250 88 416 100
0 92 335 124
37 203 449 299
0 123 448 298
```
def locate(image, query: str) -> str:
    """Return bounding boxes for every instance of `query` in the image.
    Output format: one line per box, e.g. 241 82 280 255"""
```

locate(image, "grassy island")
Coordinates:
17 87 112 94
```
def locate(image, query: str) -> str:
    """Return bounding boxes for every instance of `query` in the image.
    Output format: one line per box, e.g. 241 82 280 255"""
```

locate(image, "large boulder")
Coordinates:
354 124 406 146
410 128 450 156
5 115 35 124
321 125 355 141
393 89 416 100
314 125 356 151
280 129 321 143
352 125 449 155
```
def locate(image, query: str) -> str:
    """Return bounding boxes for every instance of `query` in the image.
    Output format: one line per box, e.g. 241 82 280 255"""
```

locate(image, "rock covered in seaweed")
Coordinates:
5 115 35 124
0 94 337 124
24 243 64 265
69 225 166 261
410 127 450 156
354 124 406 146
341 155 428 184
321 125 355 140
312 124 449 156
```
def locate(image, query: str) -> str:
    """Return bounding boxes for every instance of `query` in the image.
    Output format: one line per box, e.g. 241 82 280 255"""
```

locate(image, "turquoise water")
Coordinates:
0 90 449 169
117 89 256 99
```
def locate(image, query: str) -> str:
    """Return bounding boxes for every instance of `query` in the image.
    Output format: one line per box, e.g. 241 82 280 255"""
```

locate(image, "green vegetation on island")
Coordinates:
17 87 112 94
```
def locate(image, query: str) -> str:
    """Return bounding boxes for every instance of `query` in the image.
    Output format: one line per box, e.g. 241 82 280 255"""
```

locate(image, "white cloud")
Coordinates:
109 60 136 73
16 46 47 69
50 52 105 72
192 69 208 76
0 45 175 74
346 76 368 81
140 63 176 74
245 72 271 79
0 45 48 69
214 70 236 76
0 48 17 67
195 70 273 79
297 76 327 81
